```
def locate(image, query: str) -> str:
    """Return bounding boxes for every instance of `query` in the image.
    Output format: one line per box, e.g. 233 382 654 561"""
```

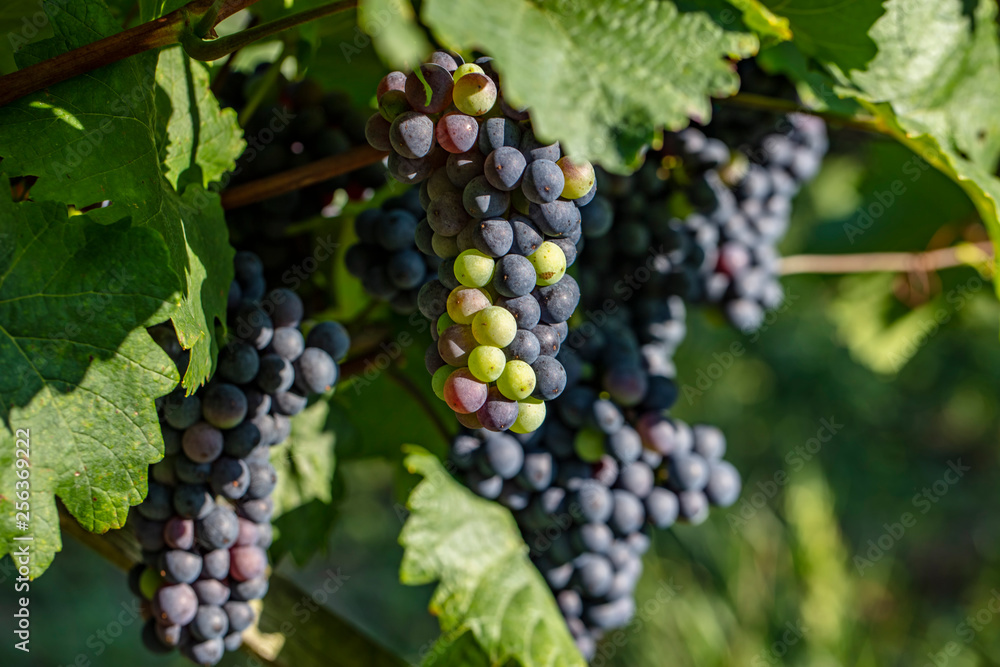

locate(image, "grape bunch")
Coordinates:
218 66 387 295
346 188 441 313
365 50 603 433
671 114 828 331
131 251 350 665
450 324 741 659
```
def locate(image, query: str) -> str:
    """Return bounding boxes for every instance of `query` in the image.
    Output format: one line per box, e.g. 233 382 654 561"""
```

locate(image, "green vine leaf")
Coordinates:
358 0 431 70
725 0 793 43
0 0 238 392
400 448 586 667
412 0 757 172
0 183 180 578
759 0 886 71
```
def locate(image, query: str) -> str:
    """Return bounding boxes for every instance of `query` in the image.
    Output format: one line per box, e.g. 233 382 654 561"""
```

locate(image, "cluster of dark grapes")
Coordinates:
364 50 605 433
672 114 828 331
217 66 386 292
450 322 741 659
130 251 350 665
346 188 441 313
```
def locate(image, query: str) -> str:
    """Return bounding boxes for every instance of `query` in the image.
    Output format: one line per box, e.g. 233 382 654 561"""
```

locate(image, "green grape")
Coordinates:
526 241 566 286
432 233 460 258
556 156 596 199
378 89 410 122
453 63 485 83
511 398 546 434
454 249 495 288
453 72 497 116
468 345 506 383
472 305 517 347
496 359 535 400
432 364 457 400
139 567 163 601
447 286 492 324
574 427 605 462
436 312 456 337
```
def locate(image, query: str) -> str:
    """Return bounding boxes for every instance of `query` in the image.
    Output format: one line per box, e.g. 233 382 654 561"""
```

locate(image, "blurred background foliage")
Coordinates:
3 4 1000 667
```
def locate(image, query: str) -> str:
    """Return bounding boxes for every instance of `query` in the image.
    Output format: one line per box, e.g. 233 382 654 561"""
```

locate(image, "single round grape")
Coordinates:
585 597 635 630
437 324 477 367
484 146 527 191
164 392 202 430
235 517 259 547
511 398 545 434
153 583 198 626
667 453 711 492
224 601 256 632
472 306 517 348
556 156 595 199
603 364 647 407
509 215 543 255
229 574 269 601
431 232 460 258
472 218 513 257
580 195 614 237
446 286 492 324
174 455 211 484
435 112 478 153
521 159 564 204
693 425 727 460
387 250 427 289
530 200 581 237
436 312 457 337
705 460 741 507
536 275 580 324
201 383 248 430
520 128 561 163
405 63 454 114
443 368 489 414
455 221 478 252
192 579 231 608
530 356 566 400
503 329 540 365
387 151 434 184
418 280 450 321
492 253 536 298
224 632 244 652
476 387 519 432
267 288 304 328
162 516 194 551
452 63 484 82
608 425 643 465
378 209 419 250
306 321 350 363
431 364 456 400
190 604 229 642
527 241 566 286
141 618 174 654
229 545 268 582
463 175 510 219
389 111 435 159
453 71 497 115
415 218 436 255
427 192 469 236
496 360 536 400
223 420 263 458
247 461 277 499
467 345 506 382
182 422 224 464
453 249 495 288
295 347 338 394
201 548 230 580
478 433 524 479
365 112 392 151
378 89 409 122
270 327 305 362
196 505 239 550
256 354 294 394
645 487 679 528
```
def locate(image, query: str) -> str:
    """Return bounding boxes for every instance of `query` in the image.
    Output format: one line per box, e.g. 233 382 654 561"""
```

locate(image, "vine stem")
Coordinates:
780 241 995 275
718 93 891 135
221 145 388 210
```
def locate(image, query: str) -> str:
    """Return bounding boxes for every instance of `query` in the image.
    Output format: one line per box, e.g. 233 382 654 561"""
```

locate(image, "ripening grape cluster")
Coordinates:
131 251 350 665
218 66 386 289
364 51 604 433
450 321 741 659
346 188 441 313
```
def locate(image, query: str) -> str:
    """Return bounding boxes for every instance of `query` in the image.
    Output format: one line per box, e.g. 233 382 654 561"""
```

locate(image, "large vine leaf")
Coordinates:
358 0 431 71
410 0 757 172
724 0 792 43
400 448 586 667
0 185 180 577
0 0 239 391
269 398 344 564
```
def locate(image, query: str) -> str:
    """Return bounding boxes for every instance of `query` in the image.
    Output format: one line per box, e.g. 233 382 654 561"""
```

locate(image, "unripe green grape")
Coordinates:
511 398 546 434
378 89 410 122
527 241 566 286
139 568 164 601
454 249 495 287
447 286 492 324
574 427 605 462
453 72 497 116
432 364 457 400
468 345 506 382
431 232 460 258
556 156 596 200
497 359 535 400
453 63 485 82
436 312 456 337
472 305 517 347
